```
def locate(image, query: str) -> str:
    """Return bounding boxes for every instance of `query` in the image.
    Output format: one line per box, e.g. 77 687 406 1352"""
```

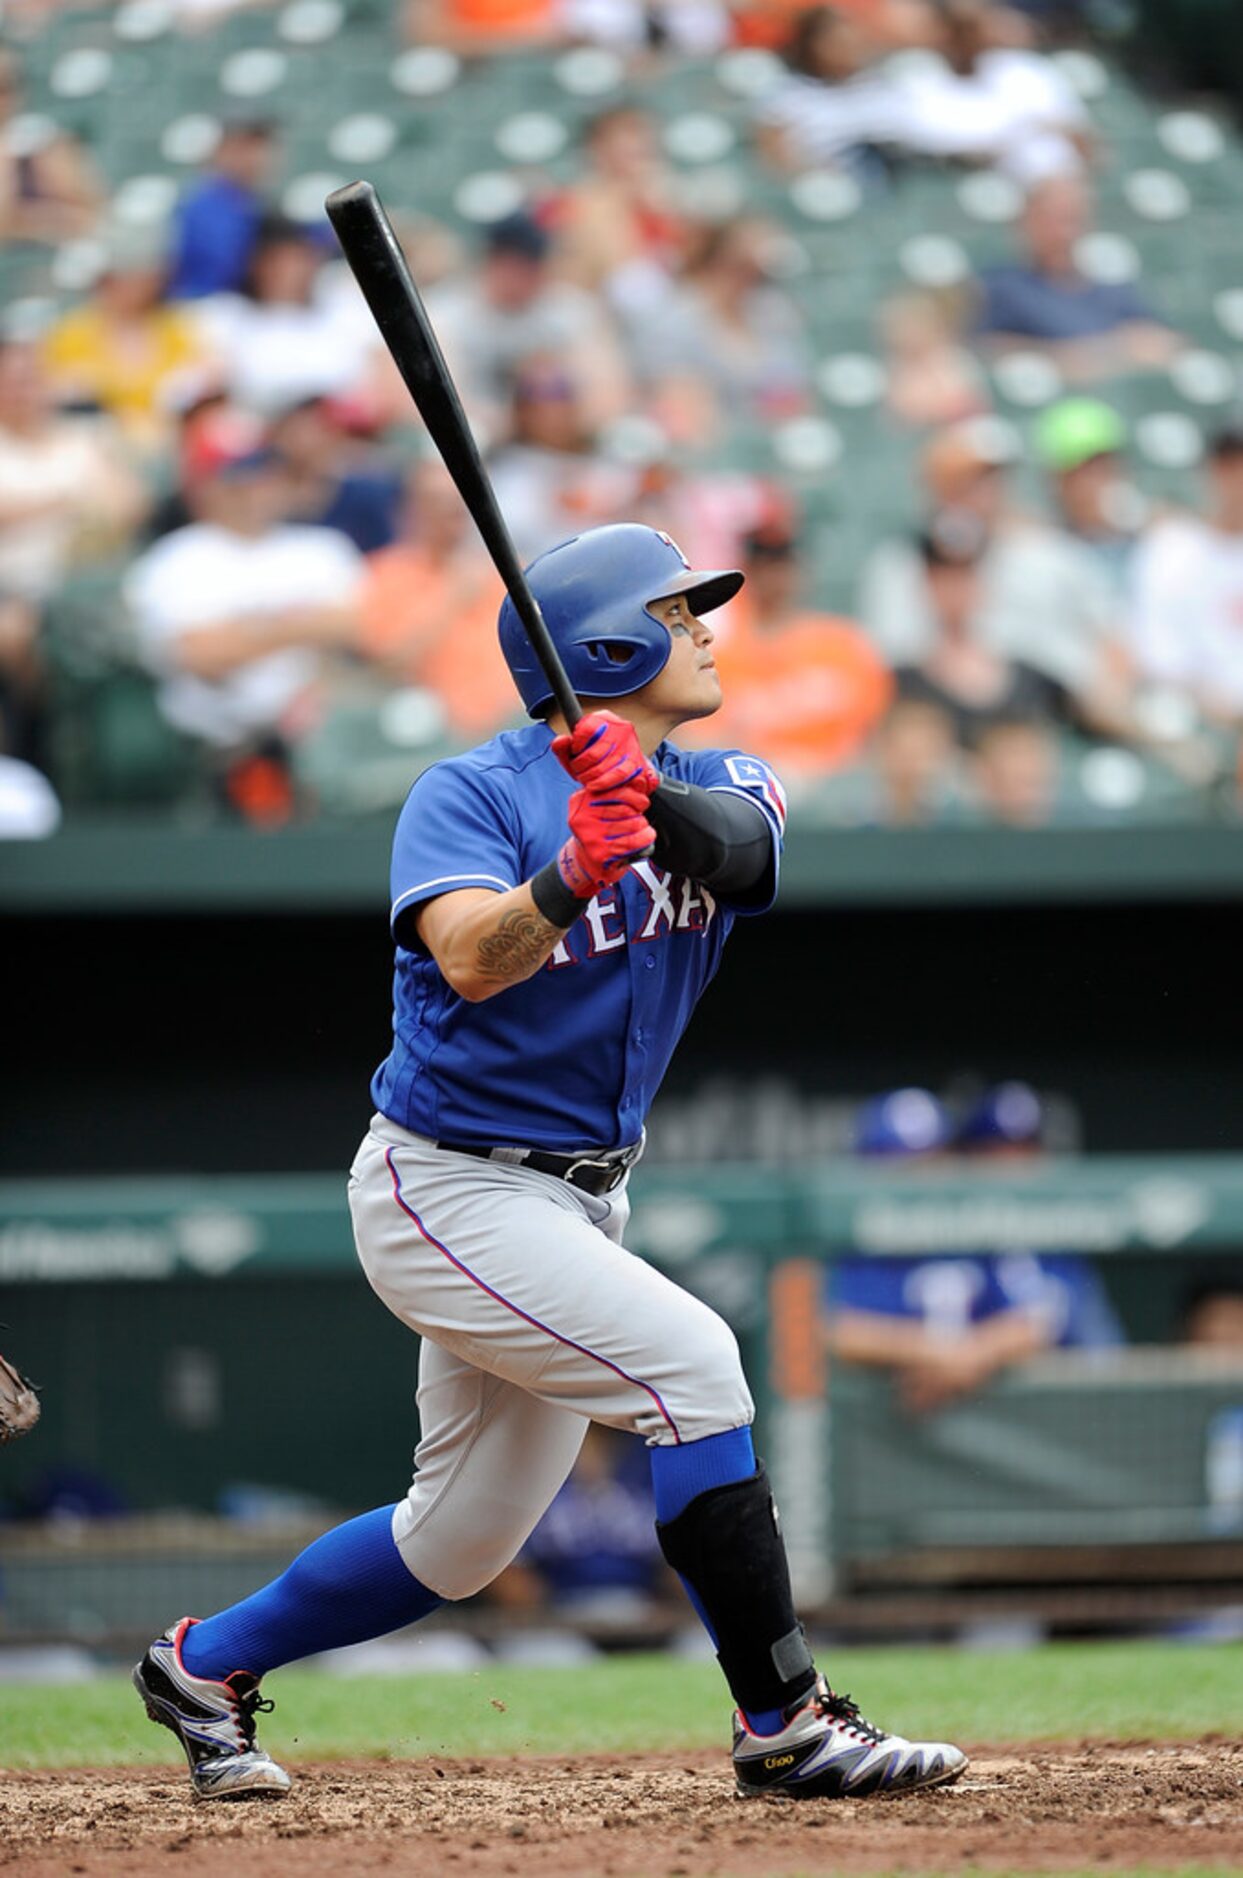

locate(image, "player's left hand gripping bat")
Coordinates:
325 180 582 730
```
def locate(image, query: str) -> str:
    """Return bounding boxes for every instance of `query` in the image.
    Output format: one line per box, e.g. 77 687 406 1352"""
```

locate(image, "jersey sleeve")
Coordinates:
389 759 522 947
827 1258 909 1315
680 746 786 915
1017 1256 1127 1350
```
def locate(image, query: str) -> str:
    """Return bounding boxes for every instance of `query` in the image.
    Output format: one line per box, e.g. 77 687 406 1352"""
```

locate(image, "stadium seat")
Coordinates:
327 112 400 165
390 47 462 98
293 697 460 817
1058 734 1215 824
112 0 175 44
552 46 625 99
278 0 346 45
494 111 570 165
218 47 289 101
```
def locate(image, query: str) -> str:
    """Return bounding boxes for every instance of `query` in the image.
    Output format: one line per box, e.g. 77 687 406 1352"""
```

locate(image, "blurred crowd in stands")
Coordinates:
2 0 1243 835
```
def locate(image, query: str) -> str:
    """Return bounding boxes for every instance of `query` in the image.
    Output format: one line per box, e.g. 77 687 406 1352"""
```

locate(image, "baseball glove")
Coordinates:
0 1349 41 1442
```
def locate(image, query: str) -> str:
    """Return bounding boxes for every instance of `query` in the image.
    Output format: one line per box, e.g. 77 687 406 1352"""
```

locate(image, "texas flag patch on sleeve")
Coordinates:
722 754 788 833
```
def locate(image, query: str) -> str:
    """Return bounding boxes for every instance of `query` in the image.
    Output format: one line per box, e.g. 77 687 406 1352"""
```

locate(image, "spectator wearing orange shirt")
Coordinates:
687 502 892 781
358 458 516 743
402 0 556 55
734 0 927 50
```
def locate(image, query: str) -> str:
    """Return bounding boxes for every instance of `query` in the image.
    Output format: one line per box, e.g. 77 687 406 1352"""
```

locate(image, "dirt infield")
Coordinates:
3 1741 1242 1878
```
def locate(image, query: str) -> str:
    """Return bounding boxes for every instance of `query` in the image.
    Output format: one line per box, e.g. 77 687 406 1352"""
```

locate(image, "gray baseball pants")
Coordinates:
348 1113 754 1601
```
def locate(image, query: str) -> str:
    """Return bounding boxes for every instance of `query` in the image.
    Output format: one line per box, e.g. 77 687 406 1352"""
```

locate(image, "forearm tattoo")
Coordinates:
474 905 562 983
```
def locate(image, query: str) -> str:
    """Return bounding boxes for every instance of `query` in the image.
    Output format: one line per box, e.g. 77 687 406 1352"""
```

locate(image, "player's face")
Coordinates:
639 592 722 726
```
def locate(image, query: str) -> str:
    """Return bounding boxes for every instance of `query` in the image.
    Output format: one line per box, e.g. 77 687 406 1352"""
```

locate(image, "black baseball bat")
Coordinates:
325 179 581 728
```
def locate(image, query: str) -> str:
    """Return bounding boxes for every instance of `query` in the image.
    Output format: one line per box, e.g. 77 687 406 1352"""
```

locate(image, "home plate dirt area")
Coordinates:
3 1741 1242 1877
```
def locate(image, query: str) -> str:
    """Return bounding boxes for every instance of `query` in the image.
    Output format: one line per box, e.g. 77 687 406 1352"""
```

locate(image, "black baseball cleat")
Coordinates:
133 1617 292 1799
733 1673 968 1799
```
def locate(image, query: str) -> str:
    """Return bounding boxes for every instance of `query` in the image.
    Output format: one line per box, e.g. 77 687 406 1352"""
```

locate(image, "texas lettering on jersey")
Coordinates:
547 863 717 967
373 726 784 1148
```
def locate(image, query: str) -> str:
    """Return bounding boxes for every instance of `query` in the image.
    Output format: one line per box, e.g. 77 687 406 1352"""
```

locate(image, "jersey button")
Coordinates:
644 956 656 971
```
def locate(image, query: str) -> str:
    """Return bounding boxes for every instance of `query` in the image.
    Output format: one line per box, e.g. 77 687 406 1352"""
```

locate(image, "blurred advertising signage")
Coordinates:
849 1178 1210 1256
0 1210 263 1281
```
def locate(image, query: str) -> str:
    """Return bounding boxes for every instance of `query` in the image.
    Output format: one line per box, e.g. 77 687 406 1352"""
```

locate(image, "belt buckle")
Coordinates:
565 1154 622 1195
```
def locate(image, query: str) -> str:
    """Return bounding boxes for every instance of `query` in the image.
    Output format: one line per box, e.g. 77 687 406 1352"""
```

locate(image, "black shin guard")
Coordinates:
656 1464 816 1715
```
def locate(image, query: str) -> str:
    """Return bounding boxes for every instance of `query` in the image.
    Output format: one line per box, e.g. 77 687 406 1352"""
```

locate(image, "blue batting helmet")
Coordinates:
957 1081 1044 1150
498 523 744 718
854 1088 953 1157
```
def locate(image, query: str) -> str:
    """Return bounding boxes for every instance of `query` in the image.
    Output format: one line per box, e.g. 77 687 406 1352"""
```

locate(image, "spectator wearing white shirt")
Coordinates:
562 0 727 52
125 409 363 783
198 215 381 416
487 356 633 562
1129 427 1243 725
634 217 812 436
889 0 1092 182
425 211 630 441
754 7 903 175
755 1 1087 180
860 418 1123 728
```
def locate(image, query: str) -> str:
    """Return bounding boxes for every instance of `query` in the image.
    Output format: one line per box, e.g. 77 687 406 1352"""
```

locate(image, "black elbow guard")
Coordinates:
646 778 773 897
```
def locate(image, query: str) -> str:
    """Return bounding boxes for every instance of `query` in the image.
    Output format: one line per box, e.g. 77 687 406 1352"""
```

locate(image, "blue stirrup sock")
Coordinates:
179 1504 443 1682
649 1427 800 1737
648 1425 756 1523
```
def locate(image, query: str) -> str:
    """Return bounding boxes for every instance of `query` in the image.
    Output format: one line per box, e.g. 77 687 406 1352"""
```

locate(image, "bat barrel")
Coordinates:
326 179 581 727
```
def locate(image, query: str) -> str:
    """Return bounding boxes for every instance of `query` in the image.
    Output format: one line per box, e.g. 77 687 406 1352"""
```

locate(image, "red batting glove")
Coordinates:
556 783 656 898
551 710 660 798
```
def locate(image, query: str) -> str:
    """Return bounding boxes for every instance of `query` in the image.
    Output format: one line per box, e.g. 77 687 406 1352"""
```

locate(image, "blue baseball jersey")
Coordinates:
371 723 786 1151
828 1253 1123 1350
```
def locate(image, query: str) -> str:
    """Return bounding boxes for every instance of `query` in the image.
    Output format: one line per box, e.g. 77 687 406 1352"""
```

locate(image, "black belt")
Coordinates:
433 1137 642 1195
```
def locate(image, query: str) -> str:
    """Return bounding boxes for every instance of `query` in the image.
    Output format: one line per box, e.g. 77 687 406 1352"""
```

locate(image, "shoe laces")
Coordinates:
225 1675 275 1748
817 1687 887 1746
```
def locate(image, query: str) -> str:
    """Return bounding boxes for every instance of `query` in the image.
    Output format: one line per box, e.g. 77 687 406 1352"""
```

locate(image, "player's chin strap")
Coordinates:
645 780 773 900
656 1462 817 1717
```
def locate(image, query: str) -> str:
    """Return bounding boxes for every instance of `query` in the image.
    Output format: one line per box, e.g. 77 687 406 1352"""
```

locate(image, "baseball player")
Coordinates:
133 524 966 1802
828 1087 1124 1415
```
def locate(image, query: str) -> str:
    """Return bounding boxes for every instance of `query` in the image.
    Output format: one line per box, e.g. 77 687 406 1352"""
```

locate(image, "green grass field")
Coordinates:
3 1638 1240 1771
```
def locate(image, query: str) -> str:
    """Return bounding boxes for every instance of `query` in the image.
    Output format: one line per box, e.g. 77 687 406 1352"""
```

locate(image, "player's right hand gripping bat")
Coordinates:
325 181 583 730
